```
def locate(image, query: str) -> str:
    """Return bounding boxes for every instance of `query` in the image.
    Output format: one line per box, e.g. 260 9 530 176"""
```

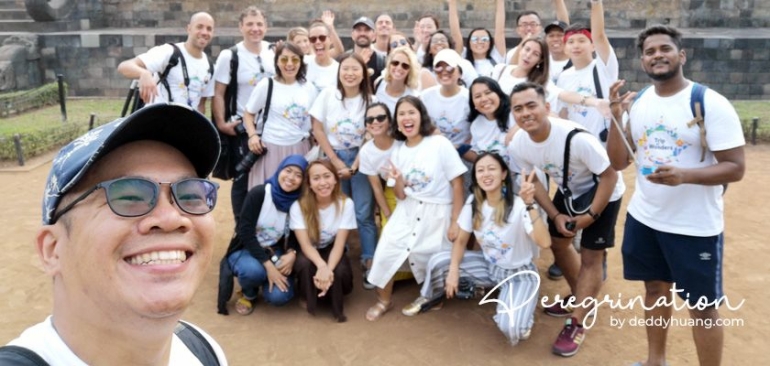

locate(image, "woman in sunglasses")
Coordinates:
305 21 339 93
374 46 421 115
220 155 308 315
290 160 356 322
493 37 610 117
386 31 412 55
309 53 377 290
419 31 477 90
418 152 550 345
447 0 506 78
242 42 317 190
365 96 466 321
420 49 473 162
358 103 400 229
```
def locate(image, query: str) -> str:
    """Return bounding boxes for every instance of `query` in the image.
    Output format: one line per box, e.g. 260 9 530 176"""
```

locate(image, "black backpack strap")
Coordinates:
593 65 603 99
0 345 50 366
175 321 221 366
224 45 239 120
562 128 597 197
262 78 273 126
158 43 183 103
562 59 573 71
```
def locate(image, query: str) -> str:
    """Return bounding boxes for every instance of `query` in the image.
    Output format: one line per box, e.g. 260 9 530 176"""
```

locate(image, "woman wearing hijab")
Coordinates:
223 155 309 315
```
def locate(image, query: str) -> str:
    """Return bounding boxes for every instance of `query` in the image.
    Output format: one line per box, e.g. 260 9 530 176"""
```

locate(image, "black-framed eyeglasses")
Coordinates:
390 39 408 49
51 177 219 224
365 114 388 124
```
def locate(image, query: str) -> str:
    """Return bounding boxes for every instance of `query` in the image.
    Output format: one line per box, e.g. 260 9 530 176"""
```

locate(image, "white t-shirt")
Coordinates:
8 316 228 366
555 48 619 138
289 198 357 249
213 41 276 119
420 85 471 145
504 46 519 65
255 184 288 247
244 78 318 145
389 135 467 204
138 43 215 109
374 80 419 116
304 55 339 93
457 196 541 269
627 82 745 236
359 139 402 180
461 47 505 78
309 89 368 150
509 117 611 199
549 55 570 84
493 65 562 106
470 114 519 172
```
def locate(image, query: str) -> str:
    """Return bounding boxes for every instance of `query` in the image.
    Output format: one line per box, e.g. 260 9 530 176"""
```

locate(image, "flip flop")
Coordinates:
235 296 255 315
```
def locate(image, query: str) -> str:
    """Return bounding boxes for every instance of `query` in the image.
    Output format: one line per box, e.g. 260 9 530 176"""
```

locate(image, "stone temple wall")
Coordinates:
72 0 770 30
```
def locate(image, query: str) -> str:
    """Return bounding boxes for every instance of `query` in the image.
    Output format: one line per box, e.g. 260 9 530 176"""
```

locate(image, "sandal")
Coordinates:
365 300 393 321
235 296 255 315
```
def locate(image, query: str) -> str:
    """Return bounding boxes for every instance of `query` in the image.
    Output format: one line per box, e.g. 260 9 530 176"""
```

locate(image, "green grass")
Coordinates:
0 98 123 136
733 100 770 142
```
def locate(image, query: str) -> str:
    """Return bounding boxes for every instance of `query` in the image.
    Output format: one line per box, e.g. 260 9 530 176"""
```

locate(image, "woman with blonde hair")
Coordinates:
374 46 421 115
290 159 356 322
287 27 311 55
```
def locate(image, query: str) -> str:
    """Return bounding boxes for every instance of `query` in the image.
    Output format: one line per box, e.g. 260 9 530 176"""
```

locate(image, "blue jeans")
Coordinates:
227 249 295 306
335 147 376 263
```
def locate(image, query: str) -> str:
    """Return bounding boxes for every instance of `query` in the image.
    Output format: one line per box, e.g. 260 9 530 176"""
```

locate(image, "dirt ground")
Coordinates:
1 145 768 366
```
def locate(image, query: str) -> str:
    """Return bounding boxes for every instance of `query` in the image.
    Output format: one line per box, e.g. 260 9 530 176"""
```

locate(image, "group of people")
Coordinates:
0 0 746 365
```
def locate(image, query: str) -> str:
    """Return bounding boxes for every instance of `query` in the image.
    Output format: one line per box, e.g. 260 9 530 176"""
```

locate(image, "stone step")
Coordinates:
0 19 81 32
0 0 22 10
0 9 29 21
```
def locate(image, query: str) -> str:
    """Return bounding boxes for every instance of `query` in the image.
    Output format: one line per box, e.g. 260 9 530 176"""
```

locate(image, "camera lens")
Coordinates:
235 152 260 173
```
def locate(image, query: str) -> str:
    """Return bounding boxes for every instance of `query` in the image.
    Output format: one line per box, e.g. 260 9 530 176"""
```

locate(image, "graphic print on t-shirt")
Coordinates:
480 229 512 265
436 113 465 143
404 167 432 192
256 224 282 245
637 120 692 176
283 103 309 128
330 118 365 148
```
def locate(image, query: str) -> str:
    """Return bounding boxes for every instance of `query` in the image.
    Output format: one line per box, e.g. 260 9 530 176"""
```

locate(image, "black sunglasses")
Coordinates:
309 35 328 44
390 60 410 70
390 39 408 49
51 177 219 224
365 114 388 124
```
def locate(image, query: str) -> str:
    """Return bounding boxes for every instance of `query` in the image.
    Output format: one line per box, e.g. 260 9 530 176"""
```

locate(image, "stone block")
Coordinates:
729 49 743 60
86 67 103 78
753 49 770 60
81 34 99 48
122 35 133 47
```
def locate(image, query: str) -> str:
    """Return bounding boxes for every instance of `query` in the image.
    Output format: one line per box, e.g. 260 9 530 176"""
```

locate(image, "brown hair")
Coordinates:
298 160 345 244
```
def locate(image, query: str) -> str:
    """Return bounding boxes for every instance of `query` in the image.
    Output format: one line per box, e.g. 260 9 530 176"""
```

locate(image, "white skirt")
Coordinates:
367 197 453 288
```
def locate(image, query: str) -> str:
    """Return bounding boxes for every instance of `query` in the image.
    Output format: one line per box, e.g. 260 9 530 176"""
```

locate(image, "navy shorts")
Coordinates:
622 214 724 305
547 190 622 251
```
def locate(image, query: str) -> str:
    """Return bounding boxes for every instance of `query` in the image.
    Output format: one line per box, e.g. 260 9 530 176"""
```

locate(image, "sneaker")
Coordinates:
544 295 574 317
552 317 585 357
362 269 376 290
547 263 563 280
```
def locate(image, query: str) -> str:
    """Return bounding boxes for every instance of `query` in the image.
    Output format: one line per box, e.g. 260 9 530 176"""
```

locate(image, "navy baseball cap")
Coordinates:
352 16 375 30
42 103 221 224
545 20 568 34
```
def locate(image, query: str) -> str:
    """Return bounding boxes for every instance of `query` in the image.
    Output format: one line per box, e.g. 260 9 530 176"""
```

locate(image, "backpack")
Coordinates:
158 43 215 105
0 321 220 366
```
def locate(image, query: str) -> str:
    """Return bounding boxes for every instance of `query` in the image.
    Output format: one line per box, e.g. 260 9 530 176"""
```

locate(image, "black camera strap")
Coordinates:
562 128 598 201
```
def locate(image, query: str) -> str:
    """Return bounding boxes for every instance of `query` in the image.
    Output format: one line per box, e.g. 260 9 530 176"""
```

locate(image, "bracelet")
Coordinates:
248 134 258 139
525 203 537 211
587 209 600 220
580 95 588 106
551 212 564 221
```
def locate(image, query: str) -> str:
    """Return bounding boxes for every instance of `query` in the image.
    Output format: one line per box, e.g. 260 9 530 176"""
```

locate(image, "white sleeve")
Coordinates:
573 132 611 175
289 201 306 230
308 88 330 122
703 89 745 151
244 78 269 114
597 47 619 84
357 143 377 176
137 44 175 74
509 132 535 172
457 200 473 233
213 49 233 85
339 198 358 230
439 137 468 180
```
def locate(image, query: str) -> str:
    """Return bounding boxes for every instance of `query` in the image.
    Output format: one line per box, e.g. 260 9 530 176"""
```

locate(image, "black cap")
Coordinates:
352 16 375 30
545 20 568 34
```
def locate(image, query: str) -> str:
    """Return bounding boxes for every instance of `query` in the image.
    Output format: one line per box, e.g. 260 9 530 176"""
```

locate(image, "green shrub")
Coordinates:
0 119 110 161
0 82 66 118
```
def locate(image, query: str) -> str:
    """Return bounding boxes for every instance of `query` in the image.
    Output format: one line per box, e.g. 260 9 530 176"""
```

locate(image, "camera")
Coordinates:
565 221 576 231
235 151 263 173
455 277 476 300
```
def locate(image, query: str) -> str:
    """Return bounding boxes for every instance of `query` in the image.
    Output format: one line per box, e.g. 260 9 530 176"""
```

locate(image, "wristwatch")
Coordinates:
587 209 600 220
